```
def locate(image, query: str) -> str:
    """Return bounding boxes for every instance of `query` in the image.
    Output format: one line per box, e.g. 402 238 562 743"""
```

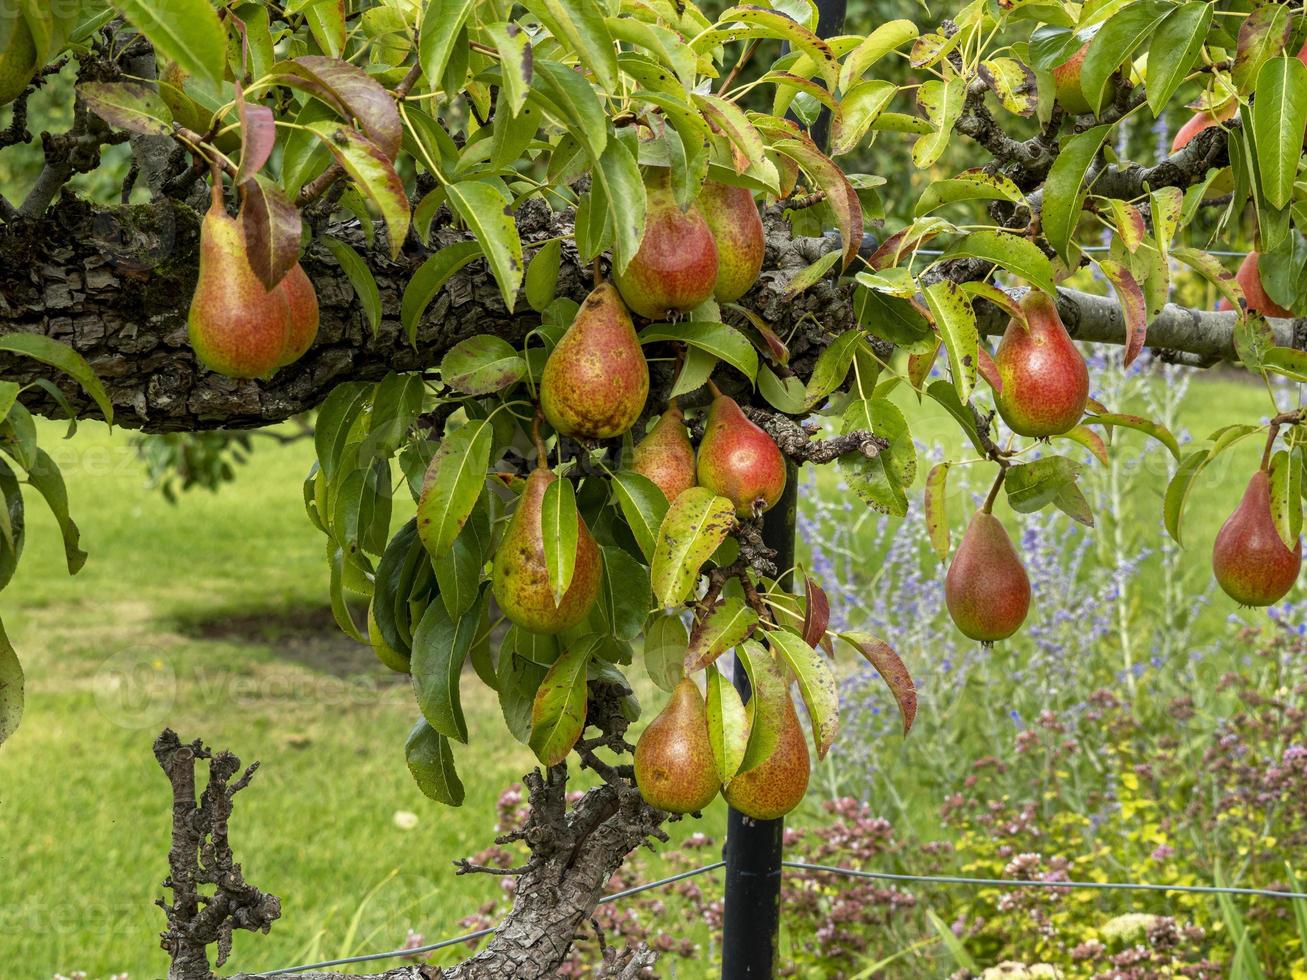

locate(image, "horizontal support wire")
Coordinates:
262 861 728 976
258 855 1307 975
782 861 1307 902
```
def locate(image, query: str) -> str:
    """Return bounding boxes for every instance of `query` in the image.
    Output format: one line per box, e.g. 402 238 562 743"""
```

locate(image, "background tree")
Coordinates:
0 0 1303 976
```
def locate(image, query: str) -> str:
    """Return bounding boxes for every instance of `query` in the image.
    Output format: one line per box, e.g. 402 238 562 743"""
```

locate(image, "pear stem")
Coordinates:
531 410 549 468
981 466 1006 515
591 258 603 286
208 158 223 211
1261 424 1277 472
706 378 723 399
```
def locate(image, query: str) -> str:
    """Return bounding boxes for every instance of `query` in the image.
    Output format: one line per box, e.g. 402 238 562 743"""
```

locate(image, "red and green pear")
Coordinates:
1236 252 1292 319
722 691 809 820
995 290 1089 438
633 404 697 502
698 180 764 304
615 171 719 320
696 392 786 518
1212 469 1302 607
634 678 720 813
540 282 650 439
945 511 1031 644
491 467 601 634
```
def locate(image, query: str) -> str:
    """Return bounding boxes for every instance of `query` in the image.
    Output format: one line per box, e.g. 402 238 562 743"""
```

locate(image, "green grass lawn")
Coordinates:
0 368 1300 978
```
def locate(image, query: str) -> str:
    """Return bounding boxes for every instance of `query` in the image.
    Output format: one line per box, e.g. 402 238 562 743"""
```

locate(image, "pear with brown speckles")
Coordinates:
723 690 809 820
635 678 720 813
633 404 696 502
491 467 601 633
615 170 718 320
540 283 649 439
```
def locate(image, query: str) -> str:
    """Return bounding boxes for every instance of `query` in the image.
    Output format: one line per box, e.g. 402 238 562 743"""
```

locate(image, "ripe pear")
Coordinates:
632 405 696 502
995 290 1089 438
0 16 36 106
945 511 1031 644
1212 469 1302 607
274 263 320 367
634 678 720 813
540 283 649 439
491 467 601 634
614 171 719 320
697 393 786 518
188 193 291 379
1172 101 1237 153
1051 39 1125 116
723 691 810 820
1236 252 1292 319
698 180 765 304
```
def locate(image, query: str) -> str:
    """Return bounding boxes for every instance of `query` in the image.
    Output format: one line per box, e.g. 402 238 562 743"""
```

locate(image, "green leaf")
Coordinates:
1269 449 1303 549
0 616 20 748
1082 0 1172 114
831 79 897 156
1146 3 1213 116
523 0 618 92
705 663 749 785
922 281 978 404
592 136 646 273
305 122 410 258
529 636 596 765
446 181 523 312
110 0 225 89
1234 3 1292 95
525 239 562 313
598 546 650 642
79 80 173 136
440 335 526 395
416 419 493 556
541 475 579 606
639 322 758 382
401 241 483 344
779 249 842 302
323 237 382 337
420 0 476 90
1164 449 1211 545
405 718 465 805
644 611 688 692
912 76 965 169
410 599 480 743
943 231 1056 298
1252 56 1307 209
0 334 113 425
915 170 1025 216
1042 125 1112 264
719 5 839 89
840 20 920 90
651 488 736 608
1263 346 1307 382
485 21 533 115
767 630 838 760
26 450 86 575
535 60 609 160
1004 456 1083 513
736 640 787 775
686 597 758 673
610 471 669 562
1085 412 1181 459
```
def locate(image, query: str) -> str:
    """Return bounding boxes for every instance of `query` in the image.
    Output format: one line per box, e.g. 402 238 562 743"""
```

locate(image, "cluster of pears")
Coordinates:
188 183 320 379
493 278 788 634
944 290 1088 644
634 675 810 820
1212 466 1302 607
612 170 766 320
0 14 36 107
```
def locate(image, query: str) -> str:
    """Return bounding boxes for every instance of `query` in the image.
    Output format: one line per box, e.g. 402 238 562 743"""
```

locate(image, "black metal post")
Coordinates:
721 2 845 971
722 465 797 979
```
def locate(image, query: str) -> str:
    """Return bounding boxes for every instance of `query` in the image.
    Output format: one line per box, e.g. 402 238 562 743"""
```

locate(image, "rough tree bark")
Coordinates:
158 681 670 980
2 192 1299 434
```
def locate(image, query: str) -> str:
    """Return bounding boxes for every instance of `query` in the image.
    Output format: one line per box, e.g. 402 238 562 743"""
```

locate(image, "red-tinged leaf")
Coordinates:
924 462 949 562
235 82 275 185
976 345 1002 393
726 304 789 364
1099 260 1147 367
306 122 411 259
274 56 402 160
1103 199 1146 253
867 225 943 271
1086 396 1109 414
801 574 829 650
685 597 758 673
1085 412 1181 459
239 175 303 291
907 340 941 389
962 280 1023 322
78 81 173 136
772 136 863 268
841 632 916 735
1055 425 1110 465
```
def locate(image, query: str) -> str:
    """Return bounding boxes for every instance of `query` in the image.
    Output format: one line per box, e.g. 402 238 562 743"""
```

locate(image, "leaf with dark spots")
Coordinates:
239 174 302 291
840 632 916 735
